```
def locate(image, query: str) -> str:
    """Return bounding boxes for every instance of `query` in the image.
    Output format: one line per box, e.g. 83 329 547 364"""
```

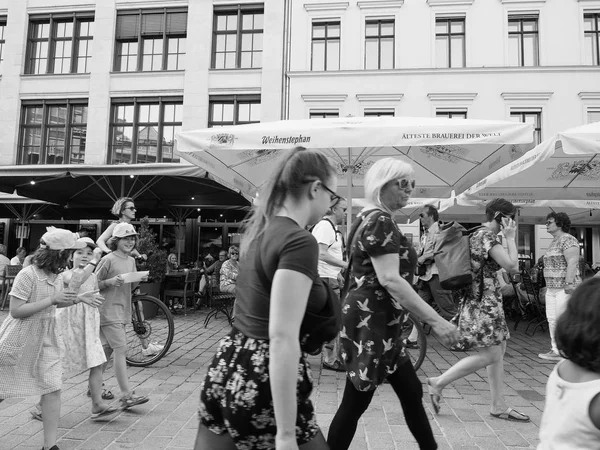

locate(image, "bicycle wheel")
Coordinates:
399 313 427 372
126 295 175 367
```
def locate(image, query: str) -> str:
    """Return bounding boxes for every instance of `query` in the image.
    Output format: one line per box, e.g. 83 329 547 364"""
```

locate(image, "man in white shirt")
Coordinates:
0 244 10 281
417 205 458 322
10 247 27 266
311 198 347 371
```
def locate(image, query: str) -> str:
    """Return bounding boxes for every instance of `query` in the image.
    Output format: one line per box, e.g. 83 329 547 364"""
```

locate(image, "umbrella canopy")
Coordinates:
0 163 251 219
176 116 534 201
458 121 600 203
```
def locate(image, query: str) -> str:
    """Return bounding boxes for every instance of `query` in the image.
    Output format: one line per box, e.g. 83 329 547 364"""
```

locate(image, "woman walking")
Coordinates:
96 197 144 260
195 147 336 449
327 158 459 450
426 198 530 423
0 228 88 450
538 212 581 361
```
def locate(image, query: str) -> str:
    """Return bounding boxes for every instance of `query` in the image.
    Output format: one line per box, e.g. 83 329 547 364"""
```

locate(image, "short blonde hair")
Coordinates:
111 197 135 217
364 158 415 208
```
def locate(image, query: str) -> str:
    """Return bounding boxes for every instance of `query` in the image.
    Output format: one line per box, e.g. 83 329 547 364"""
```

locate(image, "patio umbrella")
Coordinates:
455 121 600 214
175 116 534 225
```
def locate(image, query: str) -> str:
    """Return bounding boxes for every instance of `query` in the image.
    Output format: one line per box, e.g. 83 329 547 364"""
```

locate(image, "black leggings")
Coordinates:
327 360 437 450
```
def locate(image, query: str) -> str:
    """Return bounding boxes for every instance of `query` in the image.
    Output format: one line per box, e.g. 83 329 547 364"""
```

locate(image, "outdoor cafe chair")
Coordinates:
164 269 199 316
517 270 548 336
1 265 22 310
203 284 235 328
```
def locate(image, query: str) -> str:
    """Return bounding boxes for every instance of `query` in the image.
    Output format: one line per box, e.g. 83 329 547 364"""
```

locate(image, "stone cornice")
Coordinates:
499 0 546 4
303 2 350 13
357 0 404 11
427 0 475 7
20 91 89 100
356 93 404 102
579 92 600 100
501 92 553 101
27 3 96 13
208 87 261 95
301 94 348 103
427 93 477 102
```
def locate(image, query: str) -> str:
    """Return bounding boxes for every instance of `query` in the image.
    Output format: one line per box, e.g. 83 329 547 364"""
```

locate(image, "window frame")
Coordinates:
436 109 467 119
364 18 395 70
208 94 261 127
507 15 539 67
587 107 600 124
311 20 341 71
108 97 183 164
435 17 465 68
0 17 6 73
25 12 94 75
18 99 88 165
211 4 264 70
309 110 340 119
510 110 542 145
584 12 600 66
114 8 188 72
363 109 395 117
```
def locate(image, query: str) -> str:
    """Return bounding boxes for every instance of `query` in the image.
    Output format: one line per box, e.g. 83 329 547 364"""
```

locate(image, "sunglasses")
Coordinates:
124 206 137 211
231 252 239 256
419 213 426 218
494 211 514 222
397 179 416 192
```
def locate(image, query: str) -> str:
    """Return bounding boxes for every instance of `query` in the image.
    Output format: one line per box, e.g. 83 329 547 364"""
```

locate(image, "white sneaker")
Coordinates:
538 350 561 361
142 342 164 356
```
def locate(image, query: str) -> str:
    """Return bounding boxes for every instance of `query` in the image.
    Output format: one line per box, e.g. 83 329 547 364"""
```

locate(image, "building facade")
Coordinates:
0 0 598 263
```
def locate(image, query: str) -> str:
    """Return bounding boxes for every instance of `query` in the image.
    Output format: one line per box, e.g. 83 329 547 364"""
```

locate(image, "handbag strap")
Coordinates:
341 209 381 298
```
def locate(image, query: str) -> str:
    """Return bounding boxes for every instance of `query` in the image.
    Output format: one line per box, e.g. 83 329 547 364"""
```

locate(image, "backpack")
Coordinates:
432 222 484 290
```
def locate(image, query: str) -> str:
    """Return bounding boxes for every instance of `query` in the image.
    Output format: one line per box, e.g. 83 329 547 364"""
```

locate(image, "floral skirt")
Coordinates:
199 328 320 449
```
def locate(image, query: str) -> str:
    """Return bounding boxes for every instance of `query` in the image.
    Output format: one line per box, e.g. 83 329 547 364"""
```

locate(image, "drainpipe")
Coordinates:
280 0 292 120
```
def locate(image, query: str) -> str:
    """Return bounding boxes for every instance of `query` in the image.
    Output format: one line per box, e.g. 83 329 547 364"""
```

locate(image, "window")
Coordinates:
212 5 263 69
435 18 465 68
114 9 187 72
588 108 600 124
0 17 6 73
510 110 541 145
209 95 261 127
436 110 467 119
109 98 182 164
25 13 94 74
364 109 394 117
584 13 600 65
311 21 340 71
365 19 394 70
508 15 539 67
310 111 339 119
19 100 88 164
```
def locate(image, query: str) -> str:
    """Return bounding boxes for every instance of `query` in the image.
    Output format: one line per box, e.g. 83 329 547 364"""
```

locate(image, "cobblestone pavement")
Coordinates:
0 308 553 449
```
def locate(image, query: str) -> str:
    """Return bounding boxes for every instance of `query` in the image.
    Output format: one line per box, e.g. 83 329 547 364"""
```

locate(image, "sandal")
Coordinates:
30 407 42 421
426 378 442 415
87 387 114 400
490 407 530 422
120 392 149 410
90 405 119 421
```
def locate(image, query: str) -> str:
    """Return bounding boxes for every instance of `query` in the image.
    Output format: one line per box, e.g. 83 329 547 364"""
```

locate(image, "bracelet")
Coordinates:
89 261 98 267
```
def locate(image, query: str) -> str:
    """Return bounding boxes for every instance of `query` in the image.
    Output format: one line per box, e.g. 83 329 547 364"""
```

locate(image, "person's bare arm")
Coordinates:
318 243 347 269
269 269 311 450
370 254 458 346
488 218 519 274
564 246 580 293
97 222 117 253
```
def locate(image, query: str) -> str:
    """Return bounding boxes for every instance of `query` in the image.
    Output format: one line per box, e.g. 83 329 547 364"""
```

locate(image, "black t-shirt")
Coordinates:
234 216 328 340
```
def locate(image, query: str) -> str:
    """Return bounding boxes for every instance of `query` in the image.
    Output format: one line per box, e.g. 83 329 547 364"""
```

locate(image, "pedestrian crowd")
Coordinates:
1 147 600 450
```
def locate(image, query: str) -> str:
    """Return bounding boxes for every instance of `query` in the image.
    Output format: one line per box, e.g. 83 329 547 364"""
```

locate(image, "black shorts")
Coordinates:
199 328 320 447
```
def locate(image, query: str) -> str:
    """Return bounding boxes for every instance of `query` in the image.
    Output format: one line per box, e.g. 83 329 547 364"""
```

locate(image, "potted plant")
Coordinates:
135 217 168 316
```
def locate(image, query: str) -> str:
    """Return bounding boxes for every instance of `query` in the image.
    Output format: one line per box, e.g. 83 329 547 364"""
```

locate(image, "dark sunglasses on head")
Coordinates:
494 211 514 222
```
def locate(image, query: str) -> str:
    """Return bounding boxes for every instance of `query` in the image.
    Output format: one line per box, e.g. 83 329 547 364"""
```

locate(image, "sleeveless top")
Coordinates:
538 360 600 449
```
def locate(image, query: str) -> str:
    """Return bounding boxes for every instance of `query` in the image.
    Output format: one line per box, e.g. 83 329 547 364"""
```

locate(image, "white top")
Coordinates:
9 256 21 265
538 360 600 449
312 219 343 280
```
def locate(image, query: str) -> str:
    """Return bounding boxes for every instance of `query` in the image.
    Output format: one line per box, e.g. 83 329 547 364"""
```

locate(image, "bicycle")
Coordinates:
400 313 427 372
125 288 175 367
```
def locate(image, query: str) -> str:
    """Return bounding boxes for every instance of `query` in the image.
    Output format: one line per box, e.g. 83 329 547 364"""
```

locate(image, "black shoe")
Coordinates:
449 343 470 352
405 339 419 349
322 361 346 372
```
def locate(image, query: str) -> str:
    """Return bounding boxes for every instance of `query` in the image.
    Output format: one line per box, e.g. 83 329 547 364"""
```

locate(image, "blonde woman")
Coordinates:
96 197 144 260
219 246 239 294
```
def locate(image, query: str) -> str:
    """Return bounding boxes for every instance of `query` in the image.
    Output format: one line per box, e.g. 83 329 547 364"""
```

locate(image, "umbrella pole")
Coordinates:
346 148 352 233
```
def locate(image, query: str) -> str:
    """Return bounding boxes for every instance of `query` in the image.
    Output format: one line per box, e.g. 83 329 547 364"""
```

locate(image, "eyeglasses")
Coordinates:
124 206 137 211
545 220 556 226
320 183 342 205
419 213 426 219
231 252 239 256
397 179 416 192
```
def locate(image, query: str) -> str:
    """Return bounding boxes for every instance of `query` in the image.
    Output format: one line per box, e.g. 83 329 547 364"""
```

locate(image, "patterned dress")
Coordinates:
543 234 581 289
456 228 510 348
341 209 417 392
56 272 106 375
0 266 64 397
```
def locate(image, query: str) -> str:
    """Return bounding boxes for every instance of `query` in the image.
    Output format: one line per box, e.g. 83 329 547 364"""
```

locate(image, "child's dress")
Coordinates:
0 266 64 397
56 272 106 374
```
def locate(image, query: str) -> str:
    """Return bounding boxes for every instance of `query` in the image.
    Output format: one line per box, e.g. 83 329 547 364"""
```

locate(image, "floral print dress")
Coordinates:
340 209 417 392
456 228 510 348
